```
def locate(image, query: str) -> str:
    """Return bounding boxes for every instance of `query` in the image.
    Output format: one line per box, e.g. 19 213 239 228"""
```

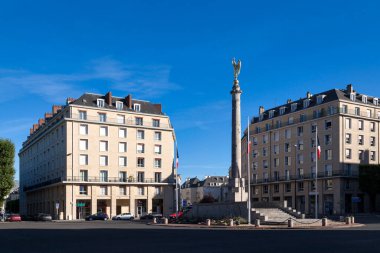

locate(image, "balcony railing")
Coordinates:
69 114 172 129
63 176 173 184
251 170 358 185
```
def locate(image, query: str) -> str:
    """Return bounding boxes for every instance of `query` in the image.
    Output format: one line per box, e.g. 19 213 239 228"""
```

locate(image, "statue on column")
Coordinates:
232 58 242 80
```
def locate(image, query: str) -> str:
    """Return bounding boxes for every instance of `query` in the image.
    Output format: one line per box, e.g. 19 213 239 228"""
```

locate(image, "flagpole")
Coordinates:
247 117 251 225
315 126 318 219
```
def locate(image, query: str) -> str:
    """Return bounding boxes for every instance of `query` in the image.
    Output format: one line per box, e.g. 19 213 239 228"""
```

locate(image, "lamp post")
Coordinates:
294 144 298 211
67 152 73 220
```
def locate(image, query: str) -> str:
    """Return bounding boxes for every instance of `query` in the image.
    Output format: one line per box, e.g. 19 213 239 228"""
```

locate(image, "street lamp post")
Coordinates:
294 144 298 211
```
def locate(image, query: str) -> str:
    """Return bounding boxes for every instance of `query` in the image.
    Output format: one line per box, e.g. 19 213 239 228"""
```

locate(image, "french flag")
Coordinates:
317 137 321 160
176 149 179 168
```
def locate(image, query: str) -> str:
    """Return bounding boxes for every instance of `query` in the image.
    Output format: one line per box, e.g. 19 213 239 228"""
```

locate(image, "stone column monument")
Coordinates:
230 58 248 202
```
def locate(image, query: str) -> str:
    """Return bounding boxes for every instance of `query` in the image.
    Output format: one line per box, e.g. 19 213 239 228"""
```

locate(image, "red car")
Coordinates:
169 211 183 219
7 214 22 222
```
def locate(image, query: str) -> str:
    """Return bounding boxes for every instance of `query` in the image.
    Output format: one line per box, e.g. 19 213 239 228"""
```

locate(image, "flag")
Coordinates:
317 136 321 160
176 149 179 169
247 139 251 154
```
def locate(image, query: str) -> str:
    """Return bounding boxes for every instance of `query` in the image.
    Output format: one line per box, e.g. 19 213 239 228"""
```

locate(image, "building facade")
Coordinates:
181 176 229 205
242 85 379 216
19 92 176 220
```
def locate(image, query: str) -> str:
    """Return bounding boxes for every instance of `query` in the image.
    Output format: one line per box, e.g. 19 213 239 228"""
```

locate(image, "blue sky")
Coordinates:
1 0 380 181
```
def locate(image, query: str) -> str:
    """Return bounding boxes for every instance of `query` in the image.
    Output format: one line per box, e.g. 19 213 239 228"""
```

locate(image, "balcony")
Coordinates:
63 176 174 184
69 114 172 129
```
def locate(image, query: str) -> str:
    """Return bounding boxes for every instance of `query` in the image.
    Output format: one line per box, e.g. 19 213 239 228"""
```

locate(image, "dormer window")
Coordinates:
269 110 275 119
362 95 368 104
97 99 105 108
291 103 297 112
374 98 379 106
259 114 264 121
303 99 310 109
279 107 286 115
317 95 326 105
350 93 356 101
134 103 141 112
116 101 123 110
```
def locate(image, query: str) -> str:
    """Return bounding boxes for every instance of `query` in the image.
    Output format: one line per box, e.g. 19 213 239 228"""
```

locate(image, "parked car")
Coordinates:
6 214 22 222
169 211 184 219
34 213 52 221
140 213 163 220
112 213 134 220
85 212 109 221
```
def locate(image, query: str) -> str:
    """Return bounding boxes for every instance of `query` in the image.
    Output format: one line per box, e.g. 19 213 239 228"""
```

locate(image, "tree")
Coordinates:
359 165 380 212
199 194 216 203
0 139 15 208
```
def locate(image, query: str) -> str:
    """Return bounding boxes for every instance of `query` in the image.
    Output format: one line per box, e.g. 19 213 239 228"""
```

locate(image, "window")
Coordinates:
285 183 291 193
274 132 279 142
263 160 268 169
79 185 88 195
370 122 376 132
253 162 258 170
274 145 279 155
345 118 352 129
362 95 368 104
291 103 297 112
274 158 279 167
137 172 144 182
358 135 364 145
79 155 88 165
367 109 372 118
345 149 352 159
253 137 258 145
279 107 286 115
135 117 143 126
154 172 162 183
263 172 269 182
79 111 87 120
288 117 294 125
317 95 325 104
100 126 108 136
119 142 127 153
137 187 144 195
324 149 333 161
355 107 360 116
259 114 264 121
325 134 332 145
297 126 303 137
100 156 108 166
350 93 356 101
371 151 376 161
266 123 271 131
117 115 125 124
116 101 123 110
137 143 144 153
154 131 161 141
303 99 310 108
269 110 275 118
274 171 280 181
155 145 162 154
100 170 108 182
263 185 269 194
345 133 351 144
79 139 88 151
263 134 268 144
119 128 127 138
274 184 279 193
119 186 127 195
298 182 304 192
284 143 291 153
358 150 364 160
311 152 316 162
99 113 107 122
285 157 291 166
80 170 88 181
358 120 364 130
134 103 141 112
374 98 379 106
276 120 282 128
119 157 127 167
297 154 304 164
137 130 145 140
137 158 145 167
154 158 162 168
155 187 161 195
153 119 160 127
325 164 332 176
342 105 348 113
262 147 267 157
80 124 88 135
119 171 127 182
311 124 317 133
97 99 105 108
326 180 333 190
99 141 108 152
298 140 304 150
325 121 332 130
285 129 291 139
371 136 376 146
100 186 108 195
298 168 304 179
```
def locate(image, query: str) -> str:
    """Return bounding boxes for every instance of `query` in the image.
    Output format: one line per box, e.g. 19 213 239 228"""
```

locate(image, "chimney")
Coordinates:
44 113 53 120
105 92 112 106
29 128 34 135
66 97 76 105
38 118 45 126
52 105 62 114
153 103 162 112
33 124 39 132
125 94 132 109
306 91 312 99
259 106 265 115
287 99 292 104
346 84 354 93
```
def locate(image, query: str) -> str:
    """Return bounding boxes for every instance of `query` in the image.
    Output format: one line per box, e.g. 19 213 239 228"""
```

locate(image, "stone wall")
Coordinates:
187 202 248 220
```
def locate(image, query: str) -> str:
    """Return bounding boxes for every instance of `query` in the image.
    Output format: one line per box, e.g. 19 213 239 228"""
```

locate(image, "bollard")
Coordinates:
206 219 211 227
351 216 355 224
153 218 157 224
163 218 168 225
322 218 328 227
301 214 305 220
345 217 351 225
229 219 234 227
288 219 294 228
255 219 260 228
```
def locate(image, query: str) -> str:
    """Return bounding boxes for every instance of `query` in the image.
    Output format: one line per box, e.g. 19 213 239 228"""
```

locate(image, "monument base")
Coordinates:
229 178 248 203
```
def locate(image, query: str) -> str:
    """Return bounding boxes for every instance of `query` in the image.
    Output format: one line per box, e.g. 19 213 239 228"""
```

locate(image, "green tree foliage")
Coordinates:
0 139 15 206
359 165 380 211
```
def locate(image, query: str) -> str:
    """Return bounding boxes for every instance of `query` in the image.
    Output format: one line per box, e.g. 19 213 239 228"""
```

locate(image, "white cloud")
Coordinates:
0 58 179 103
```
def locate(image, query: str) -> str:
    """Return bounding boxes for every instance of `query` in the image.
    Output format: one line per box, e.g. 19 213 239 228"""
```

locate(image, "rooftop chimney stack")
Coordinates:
259 106 265 115
52 105 62 114
66 97 76 105
347 84 354 93
38 118 45 126
105 92 112 106
125 94 132 109
287 99 292 104
307 92 312 99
